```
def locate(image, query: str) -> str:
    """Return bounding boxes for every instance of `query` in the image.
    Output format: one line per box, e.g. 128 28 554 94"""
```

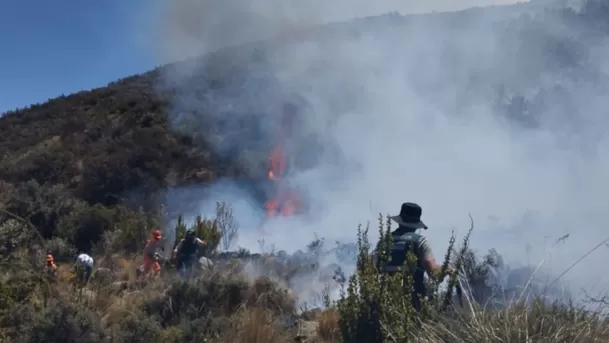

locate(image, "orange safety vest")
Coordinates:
144 238 160 259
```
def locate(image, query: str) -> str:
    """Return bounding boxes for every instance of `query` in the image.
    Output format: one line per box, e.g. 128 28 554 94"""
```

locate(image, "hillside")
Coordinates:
1 1 609 342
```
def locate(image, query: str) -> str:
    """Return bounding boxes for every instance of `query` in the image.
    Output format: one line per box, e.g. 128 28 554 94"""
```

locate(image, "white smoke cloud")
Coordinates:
152 0 527 62
146 0 609 304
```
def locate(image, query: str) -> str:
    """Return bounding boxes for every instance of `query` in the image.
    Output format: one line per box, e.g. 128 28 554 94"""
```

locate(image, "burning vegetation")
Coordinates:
264 102 305 217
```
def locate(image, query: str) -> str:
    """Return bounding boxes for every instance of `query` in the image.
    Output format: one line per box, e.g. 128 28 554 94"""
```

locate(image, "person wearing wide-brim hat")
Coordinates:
384 202 453 311
390 202 429 230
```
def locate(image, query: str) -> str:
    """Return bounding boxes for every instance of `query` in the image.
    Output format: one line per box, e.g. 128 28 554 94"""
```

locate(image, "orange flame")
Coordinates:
264 103 303 217
268 146 287 181
265 187 300 216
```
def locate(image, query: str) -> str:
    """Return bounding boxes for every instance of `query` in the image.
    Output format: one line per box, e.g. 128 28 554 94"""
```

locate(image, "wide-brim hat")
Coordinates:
390 202 428 229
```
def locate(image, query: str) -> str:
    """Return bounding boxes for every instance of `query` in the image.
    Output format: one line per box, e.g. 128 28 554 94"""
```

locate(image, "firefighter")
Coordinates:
173 228 207 280
380 202 455 311
45 253 57 277
140 229 163 278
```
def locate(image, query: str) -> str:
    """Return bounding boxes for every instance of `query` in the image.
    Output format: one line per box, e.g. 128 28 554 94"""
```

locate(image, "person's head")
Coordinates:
390 202 428 232
46 254 54 263
151 229 162 241
185 228 195 239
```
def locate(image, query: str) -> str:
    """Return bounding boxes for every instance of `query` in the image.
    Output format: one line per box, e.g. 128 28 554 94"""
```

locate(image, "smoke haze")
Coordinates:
153 0 526 61
145 0 609 304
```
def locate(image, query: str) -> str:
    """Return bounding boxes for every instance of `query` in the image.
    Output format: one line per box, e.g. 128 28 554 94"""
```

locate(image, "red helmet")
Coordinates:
151 229 162 239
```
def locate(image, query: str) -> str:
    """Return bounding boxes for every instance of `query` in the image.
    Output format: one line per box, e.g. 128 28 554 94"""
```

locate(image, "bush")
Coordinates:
45 237 77 263
0 300 105 343
171 201 239 256
0 180 83 239
336 214 477 342
101 206 160 254
142 277 294 328
0 219 31 257
28 300 105 343
108 313 164 343
57 204 158 254
337 219 421 342
56 204 116 253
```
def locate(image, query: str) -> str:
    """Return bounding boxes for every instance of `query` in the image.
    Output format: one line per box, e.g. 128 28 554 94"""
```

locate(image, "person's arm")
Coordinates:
173 239 183 255
196 238 208 247
417 236 444 280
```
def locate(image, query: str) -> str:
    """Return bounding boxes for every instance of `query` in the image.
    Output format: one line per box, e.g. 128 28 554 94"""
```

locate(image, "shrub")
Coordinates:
44 237 77 263
56 204 116 252
221 307 287 343
0 219 32 257
170 201 239 256
142 277 294 328
27 300 106 343
108 312 164 343
102 206 160 254
0 180 84 239
57 204 157 254
0 261 49 312
0 300 105 343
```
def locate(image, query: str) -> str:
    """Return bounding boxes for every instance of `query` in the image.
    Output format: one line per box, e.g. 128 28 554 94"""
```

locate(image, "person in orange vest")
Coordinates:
141 229 163 278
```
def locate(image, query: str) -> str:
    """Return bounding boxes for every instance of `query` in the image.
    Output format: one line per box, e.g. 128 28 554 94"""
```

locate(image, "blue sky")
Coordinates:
0 0 160 113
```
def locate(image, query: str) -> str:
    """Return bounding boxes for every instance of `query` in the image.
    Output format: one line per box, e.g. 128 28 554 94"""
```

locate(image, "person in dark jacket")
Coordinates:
381 202 454 311
173 228 207 279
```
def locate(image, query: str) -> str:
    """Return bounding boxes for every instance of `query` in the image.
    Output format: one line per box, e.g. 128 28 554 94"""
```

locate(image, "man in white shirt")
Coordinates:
74 252 94 284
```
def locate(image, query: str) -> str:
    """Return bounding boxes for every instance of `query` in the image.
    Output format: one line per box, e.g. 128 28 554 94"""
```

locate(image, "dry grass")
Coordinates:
317 309 340 342
418 302 609 343
219 307 288 343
